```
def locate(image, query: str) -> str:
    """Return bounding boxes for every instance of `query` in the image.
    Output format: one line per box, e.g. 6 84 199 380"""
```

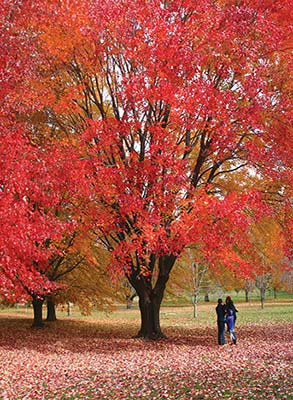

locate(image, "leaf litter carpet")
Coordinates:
0 319 292 399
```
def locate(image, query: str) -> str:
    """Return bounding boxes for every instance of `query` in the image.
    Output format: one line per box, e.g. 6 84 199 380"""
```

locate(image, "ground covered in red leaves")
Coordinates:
0 318 292 399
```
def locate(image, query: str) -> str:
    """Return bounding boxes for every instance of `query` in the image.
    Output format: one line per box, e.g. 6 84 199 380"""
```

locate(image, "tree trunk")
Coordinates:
46 295 57 322
260 287 265 309
137 290 161 339
129 254 176 340
245 288 249 302
67 301 73 316
193 292 198 318
32 297 44 328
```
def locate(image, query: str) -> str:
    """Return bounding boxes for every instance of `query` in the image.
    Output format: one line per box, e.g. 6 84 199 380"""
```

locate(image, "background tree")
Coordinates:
187 251 208 318
50 237 128 319
281 270 293 293
242 279 256 303
251 216 289 308
171 246 219 317
0 3 84 327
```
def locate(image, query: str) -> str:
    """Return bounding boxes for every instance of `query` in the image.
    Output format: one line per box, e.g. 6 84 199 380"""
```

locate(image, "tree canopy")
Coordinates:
0 0 292 337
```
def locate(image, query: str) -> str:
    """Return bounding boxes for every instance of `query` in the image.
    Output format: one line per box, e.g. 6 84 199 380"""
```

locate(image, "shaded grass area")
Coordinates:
0 301 292 399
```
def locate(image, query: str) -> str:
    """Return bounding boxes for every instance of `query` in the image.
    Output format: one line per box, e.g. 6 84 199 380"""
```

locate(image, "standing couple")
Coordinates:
216 296 238 345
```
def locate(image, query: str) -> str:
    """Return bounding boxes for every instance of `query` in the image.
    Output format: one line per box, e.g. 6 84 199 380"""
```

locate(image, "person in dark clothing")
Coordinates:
225 296 238 344
216 298 226 345
225 296 238 321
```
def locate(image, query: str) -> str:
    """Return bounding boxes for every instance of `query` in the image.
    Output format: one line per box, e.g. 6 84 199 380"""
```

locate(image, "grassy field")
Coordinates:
0 299 292 399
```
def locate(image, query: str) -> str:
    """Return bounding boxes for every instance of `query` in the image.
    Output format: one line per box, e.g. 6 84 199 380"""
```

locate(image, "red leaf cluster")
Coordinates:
1 0 292 299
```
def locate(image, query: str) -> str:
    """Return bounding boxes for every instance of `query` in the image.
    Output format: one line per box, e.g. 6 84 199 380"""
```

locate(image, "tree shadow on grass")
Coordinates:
0 316 217 352
0 316 292 355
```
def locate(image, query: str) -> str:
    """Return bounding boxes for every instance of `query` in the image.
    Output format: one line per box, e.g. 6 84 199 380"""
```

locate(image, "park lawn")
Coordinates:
0 301 292 399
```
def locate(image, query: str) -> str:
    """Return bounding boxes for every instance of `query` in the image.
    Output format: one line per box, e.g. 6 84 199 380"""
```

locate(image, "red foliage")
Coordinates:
0 114 81 300
1 0 292 305
0 4 82 301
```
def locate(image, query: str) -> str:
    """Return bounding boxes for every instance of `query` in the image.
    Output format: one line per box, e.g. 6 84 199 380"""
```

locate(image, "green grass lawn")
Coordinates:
1 297 293 327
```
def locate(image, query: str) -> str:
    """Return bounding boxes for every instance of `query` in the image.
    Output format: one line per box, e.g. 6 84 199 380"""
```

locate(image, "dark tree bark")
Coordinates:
245 288 249 302
46 295 57 322
67 301 73 316
256 275 269 309
32 297 44 328
128 254 176 340
260 286 265 309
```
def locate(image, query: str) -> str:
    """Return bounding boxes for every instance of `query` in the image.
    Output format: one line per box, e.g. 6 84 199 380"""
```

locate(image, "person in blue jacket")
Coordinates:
225 296 238 345
216 298 226 345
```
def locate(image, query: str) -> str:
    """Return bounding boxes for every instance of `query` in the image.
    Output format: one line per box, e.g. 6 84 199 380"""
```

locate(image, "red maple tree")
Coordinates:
1 0 292 337
0 3 83 326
